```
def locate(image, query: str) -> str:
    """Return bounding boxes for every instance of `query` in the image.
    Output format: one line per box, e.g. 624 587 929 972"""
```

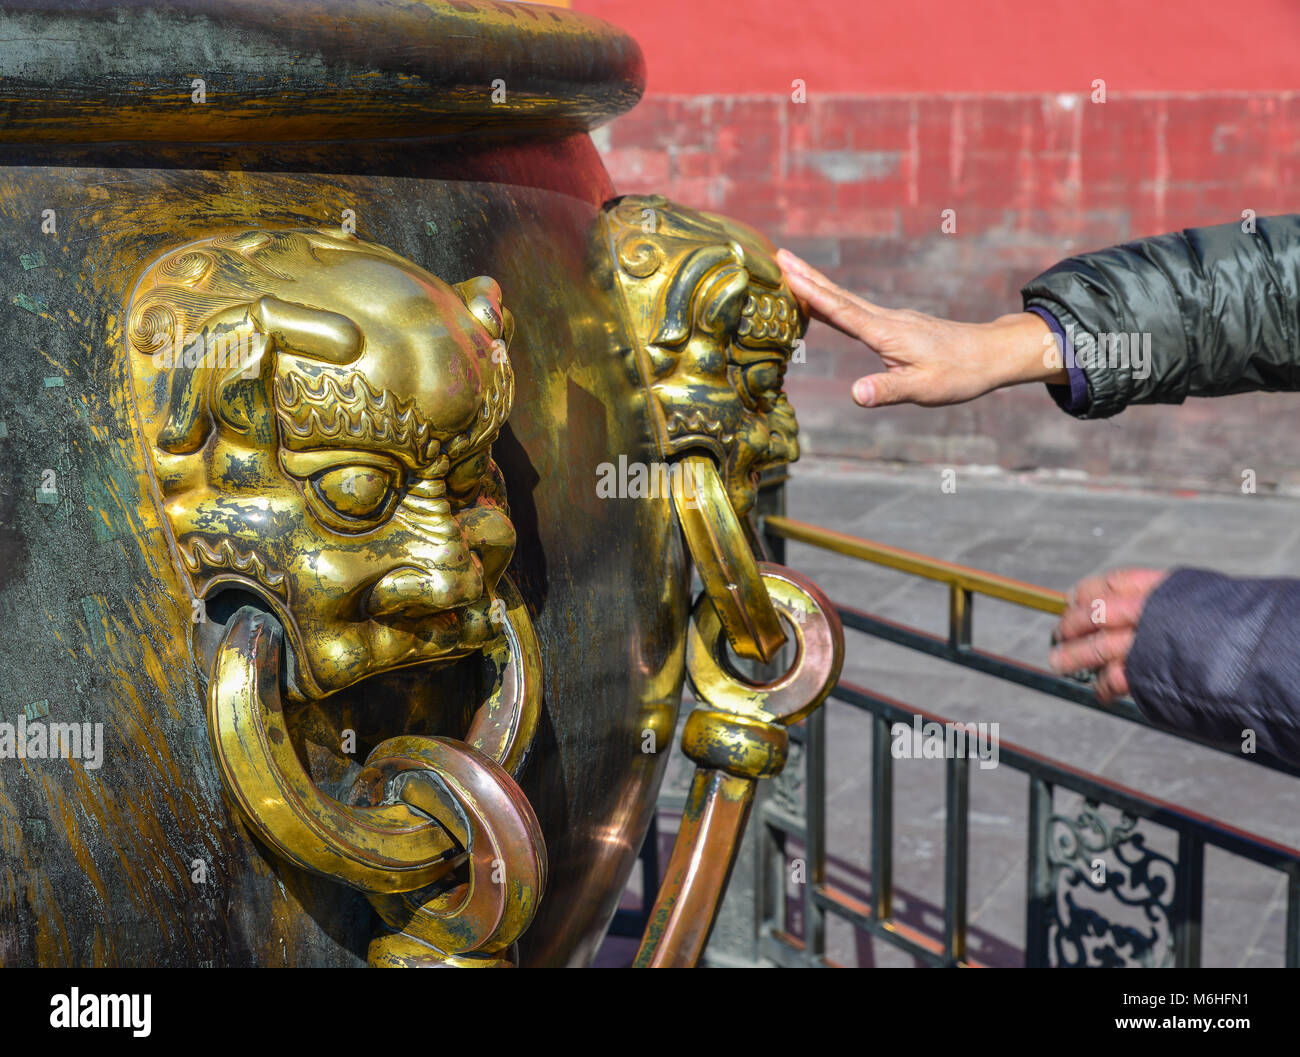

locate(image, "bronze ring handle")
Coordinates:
362 736 546 959
685 562 844 727
671 454 787 664
636 565 843 968
206 573 543 896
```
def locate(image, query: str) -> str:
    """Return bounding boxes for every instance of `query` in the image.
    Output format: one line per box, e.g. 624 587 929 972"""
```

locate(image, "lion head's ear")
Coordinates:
157 364 212 454
650 244 746 349
190 296 368 439
154 304 257 454
454 276 514 349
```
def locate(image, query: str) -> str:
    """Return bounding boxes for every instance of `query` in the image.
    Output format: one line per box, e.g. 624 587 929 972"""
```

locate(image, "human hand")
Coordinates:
776 248 1068 408
1049 568 1169 702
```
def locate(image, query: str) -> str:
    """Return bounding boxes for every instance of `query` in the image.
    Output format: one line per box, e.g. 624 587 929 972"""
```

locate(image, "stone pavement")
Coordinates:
598 456 1300 967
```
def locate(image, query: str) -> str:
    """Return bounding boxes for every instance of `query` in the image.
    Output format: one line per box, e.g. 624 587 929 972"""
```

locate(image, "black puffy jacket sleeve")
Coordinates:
1021 214 1300 419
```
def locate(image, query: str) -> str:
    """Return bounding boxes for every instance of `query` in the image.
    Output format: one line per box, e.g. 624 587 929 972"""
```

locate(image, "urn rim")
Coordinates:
0 0 646 144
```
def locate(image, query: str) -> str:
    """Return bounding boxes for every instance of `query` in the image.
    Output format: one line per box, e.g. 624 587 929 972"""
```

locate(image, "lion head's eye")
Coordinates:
312 466 395 520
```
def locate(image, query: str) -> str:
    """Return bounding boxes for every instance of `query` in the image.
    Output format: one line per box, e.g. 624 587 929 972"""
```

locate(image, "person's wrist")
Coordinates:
985 312 1068 389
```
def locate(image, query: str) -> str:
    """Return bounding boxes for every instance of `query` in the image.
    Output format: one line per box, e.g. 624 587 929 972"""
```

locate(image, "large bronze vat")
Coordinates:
0 0 839 967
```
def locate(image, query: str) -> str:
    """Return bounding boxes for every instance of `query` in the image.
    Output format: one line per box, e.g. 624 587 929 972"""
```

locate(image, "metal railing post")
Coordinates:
1287 866 1300 969
804 706 827 964
949 584 973 651
1173 833 1205 968
1025 776 1054 967
871 713 894 922
944 753 970 963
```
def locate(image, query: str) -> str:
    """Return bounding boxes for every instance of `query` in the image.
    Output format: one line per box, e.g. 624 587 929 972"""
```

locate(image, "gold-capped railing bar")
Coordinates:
764 515 1067 616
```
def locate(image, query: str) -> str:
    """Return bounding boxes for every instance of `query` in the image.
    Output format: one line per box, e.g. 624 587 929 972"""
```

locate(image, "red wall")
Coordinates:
576 0 1300 490
575 0 1300 94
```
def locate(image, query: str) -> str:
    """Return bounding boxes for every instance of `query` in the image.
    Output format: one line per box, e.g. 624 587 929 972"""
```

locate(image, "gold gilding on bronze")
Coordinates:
126 229 545 965
595 193 803 519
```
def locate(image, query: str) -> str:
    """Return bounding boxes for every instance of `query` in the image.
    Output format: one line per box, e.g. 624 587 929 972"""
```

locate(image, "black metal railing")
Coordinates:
607 473 1300 966
748 507 1300 968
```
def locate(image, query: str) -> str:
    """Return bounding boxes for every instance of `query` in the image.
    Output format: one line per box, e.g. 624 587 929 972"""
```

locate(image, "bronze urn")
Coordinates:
0 0 840 967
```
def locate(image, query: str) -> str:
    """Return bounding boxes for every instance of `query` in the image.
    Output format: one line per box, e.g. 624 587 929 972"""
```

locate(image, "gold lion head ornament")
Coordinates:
595 194 803 519
124 229 545 967
126 229 519 702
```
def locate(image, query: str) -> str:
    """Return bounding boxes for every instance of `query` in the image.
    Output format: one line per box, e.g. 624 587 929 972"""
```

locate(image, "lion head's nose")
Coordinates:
366 563 484 619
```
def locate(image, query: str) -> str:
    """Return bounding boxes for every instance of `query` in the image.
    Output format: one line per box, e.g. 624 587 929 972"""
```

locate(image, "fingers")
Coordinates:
776 249 933 409
1094 661 1130 703
1047 566 1166 698
776 250 889 344
777 249 884 314
853 371 916 408
781 258 883 317
1069 567 1165 607
1056 590 1147 640
1049 628 1135 677
1057 567 1167 640
783 268 877 341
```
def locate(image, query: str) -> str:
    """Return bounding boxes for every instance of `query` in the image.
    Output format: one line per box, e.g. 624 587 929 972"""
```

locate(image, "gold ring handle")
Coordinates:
636 564 843 968
206 573 543 895
465 573 542 777
363 736 546 960
685 562 844 726
208 607 457 893
671 454 787 664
